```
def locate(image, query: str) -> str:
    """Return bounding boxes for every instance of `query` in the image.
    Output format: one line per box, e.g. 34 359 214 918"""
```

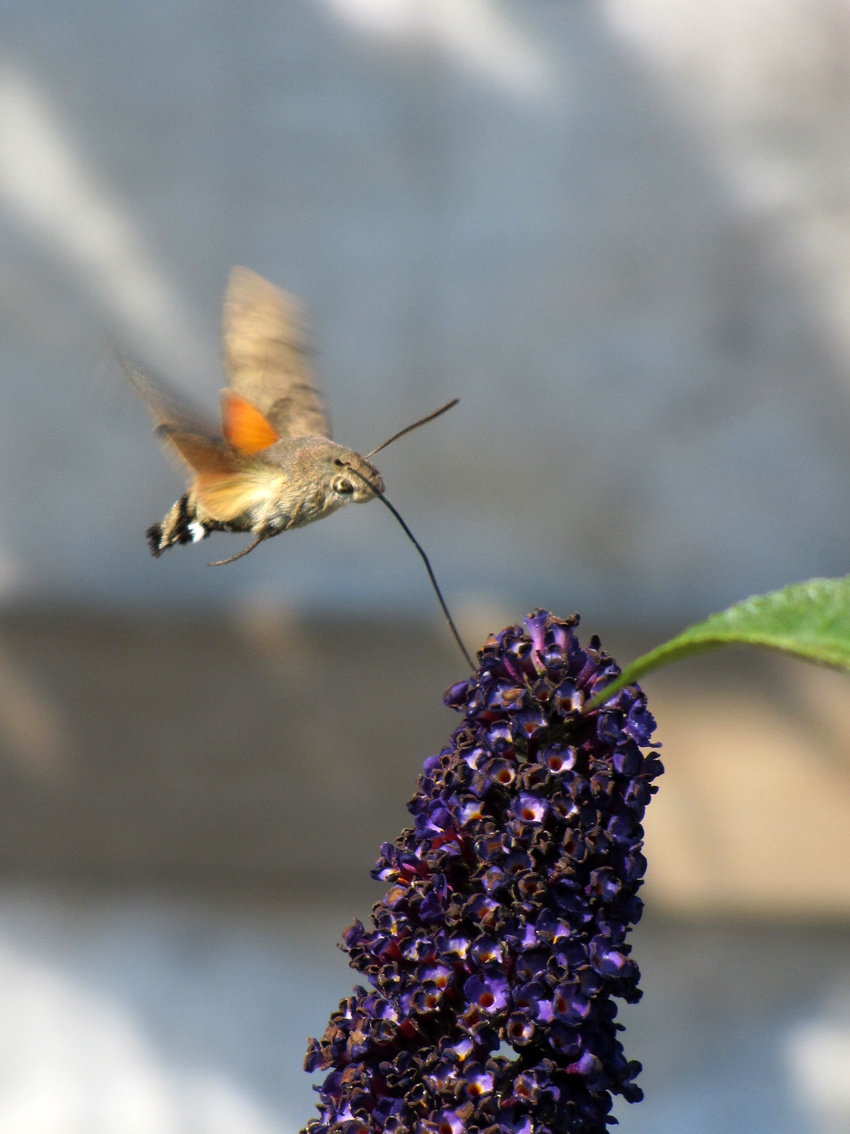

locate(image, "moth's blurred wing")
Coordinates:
155 425 240 475
222 266 331 440
220 389 279 453
156 425 280 523
118 348 217 435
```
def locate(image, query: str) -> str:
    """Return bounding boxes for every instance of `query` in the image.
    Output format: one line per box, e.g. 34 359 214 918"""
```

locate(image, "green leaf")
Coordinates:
588 576 850 708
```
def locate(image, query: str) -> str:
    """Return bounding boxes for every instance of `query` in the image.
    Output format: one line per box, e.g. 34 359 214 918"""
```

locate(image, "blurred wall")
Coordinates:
0 0 849 620
0 607 847 920
0 0 848 915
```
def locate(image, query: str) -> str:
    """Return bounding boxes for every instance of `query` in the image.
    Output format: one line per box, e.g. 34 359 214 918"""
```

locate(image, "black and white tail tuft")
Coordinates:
146 493 212 557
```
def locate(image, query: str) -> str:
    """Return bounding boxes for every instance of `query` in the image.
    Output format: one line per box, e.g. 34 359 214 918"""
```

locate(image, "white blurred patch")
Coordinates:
786 1019 850 1131
0 937 287 1134
600 0 850 383
0 68 209 375
323 0 556 98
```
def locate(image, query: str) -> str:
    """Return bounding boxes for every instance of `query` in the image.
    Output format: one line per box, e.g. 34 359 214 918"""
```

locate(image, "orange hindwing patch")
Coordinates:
220 390 279 453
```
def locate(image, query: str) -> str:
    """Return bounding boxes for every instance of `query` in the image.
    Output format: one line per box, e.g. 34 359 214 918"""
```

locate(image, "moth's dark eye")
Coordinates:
333 476 354 494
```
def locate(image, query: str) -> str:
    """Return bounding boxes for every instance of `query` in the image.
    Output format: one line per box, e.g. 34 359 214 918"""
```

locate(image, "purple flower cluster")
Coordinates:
302 611 662 1134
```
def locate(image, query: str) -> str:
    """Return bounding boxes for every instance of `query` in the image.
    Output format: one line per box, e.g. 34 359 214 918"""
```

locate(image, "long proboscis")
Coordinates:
340 461 475 672
364 398 459 460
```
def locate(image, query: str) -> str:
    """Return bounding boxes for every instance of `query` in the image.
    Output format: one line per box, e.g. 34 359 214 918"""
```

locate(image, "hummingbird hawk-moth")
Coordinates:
125 266 456 567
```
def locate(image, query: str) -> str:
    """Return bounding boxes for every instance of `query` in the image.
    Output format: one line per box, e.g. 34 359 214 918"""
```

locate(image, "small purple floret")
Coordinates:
302 611 662 1134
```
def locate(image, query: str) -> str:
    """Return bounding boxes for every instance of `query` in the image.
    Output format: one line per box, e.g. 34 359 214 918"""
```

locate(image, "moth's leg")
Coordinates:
207 535 266 566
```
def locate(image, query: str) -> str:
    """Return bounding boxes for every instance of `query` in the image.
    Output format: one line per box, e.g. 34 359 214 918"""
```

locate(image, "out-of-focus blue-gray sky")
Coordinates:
2 0 850 621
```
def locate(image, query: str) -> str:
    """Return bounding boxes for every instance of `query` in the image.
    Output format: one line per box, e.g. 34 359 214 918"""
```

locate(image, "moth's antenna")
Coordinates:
340 461 475 672
364 399 459 461
209 535 265 567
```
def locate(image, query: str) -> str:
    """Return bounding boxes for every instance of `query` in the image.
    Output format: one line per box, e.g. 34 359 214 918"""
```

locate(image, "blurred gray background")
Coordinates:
0 0 849 1131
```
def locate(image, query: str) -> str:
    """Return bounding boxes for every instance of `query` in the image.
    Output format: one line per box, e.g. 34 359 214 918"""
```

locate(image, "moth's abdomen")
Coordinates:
147 493 217 557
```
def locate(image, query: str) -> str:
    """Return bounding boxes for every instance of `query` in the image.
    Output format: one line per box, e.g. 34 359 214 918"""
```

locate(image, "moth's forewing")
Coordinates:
222 266 331 441
155 425 240 474
119 350 218 436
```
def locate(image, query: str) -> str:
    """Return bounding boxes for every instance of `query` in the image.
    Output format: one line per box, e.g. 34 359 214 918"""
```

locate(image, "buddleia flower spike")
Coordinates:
303 610 663 1134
